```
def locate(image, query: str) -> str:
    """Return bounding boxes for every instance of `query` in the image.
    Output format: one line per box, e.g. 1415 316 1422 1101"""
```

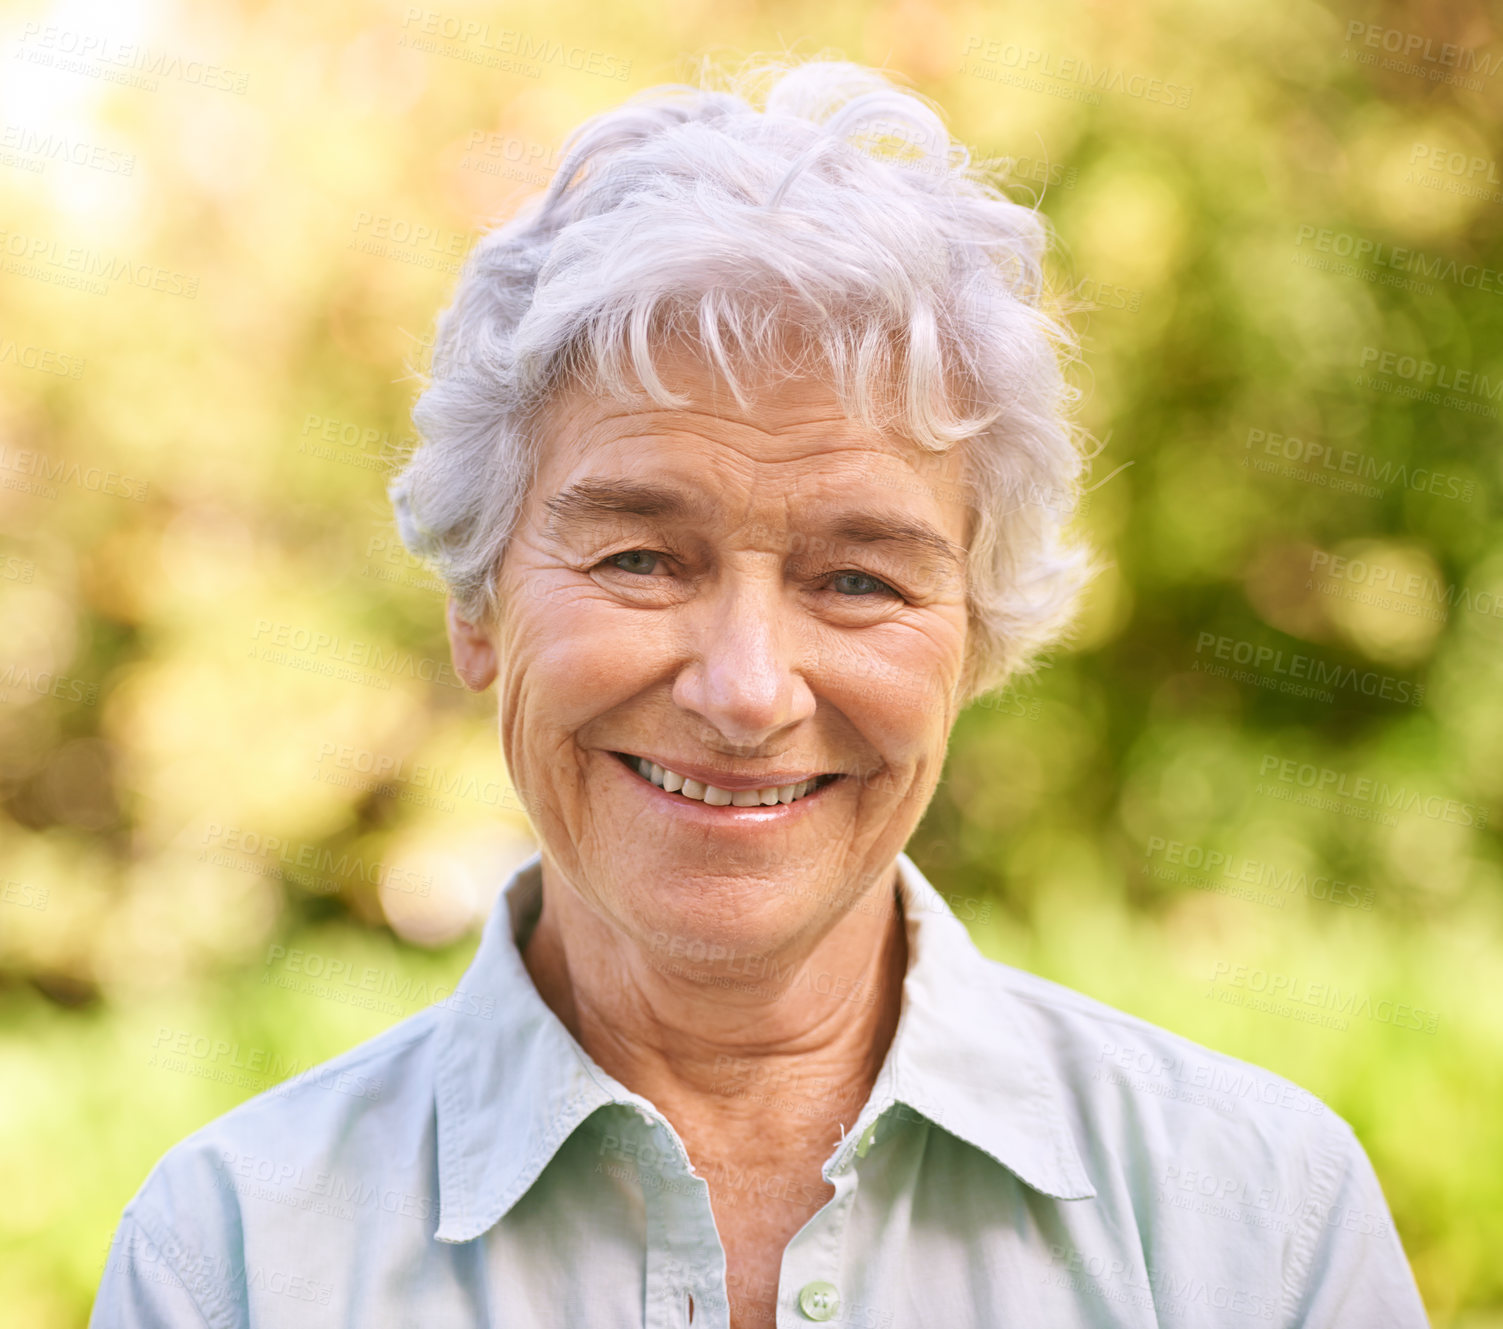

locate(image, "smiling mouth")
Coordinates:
612 752 842 807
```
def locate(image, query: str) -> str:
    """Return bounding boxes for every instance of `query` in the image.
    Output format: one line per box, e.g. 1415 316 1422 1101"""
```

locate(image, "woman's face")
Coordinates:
452 349 972 964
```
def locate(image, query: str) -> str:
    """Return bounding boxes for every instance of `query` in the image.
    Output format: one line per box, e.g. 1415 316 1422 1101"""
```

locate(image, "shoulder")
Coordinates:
978 953 1370 1222
139 1005 442 1200
995 960 1327 1102
970 958 1425 1320
106 1010 445 1325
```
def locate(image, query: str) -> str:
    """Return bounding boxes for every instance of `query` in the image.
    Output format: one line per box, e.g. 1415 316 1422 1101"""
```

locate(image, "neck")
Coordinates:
521 858 909 1148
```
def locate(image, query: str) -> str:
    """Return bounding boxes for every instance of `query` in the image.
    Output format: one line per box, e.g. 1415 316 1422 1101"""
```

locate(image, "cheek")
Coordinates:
548 595 671 684
495 578 673 739
817 619 966 749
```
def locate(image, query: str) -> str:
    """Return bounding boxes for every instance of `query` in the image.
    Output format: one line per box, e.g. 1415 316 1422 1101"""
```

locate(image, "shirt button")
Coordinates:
798 1281 841 1321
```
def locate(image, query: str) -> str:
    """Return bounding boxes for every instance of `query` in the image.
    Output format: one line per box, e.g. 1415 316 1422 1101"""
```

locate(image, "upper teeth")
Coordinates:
632 757 823 806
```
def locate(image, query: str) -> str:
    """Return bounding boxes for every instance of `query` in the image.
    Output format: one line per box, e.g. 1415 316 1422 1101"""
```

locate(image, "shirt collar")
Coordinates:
879 853 1095 1200
433 852 654 1243
434 849 1093 1241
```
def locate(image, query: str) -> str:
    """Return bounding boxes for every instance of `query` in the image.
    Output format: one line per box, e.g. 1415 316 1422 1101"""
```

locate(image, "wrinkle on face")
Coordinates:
481 346 971 975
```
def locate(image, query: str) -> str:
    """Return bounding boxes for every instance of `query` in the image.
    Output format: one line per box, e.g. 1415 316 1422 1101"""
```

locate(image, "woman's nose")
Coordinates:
670 573 817 748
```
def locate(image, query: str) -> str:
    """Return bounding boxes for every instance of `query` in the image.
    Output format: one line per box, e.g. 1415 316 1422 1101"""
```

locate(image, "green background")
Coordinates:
1 0 1500 1323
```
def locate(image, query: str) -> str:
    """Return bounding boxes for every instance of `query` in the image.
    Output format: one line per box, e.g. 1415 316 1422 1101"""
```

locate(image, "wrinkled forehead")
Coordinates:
526 344 974 543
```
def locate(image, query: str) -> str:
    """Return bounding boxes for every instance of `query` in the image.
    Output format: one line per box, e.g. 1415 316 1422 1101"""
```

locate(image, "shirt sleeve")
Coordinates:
90 1210 217 1329
1285 1118 1430 1328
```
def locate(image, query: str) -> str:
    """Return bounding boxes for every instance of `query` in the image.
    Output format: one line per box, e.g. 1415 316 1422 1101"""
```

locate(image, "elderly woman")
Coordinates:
95 58 1425 1329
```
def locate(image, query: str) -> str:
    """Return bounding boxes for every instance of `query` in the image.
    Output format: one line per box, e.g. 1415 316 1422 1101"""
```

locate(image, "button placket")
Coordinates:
635 1115 728 1329
779 1147 859 1326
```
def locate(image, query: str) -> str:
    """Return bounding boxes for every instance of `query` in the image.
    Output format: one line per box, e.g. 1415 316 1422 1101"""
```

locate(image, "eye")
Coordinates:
829 570 898 597
603 549 665 575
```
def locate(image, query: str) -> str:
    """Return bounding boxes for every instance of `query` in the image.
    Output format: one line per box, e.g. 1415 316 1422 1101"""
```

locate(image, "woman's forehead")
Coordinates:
532 408 967 544
536 376 953 485
523 345 974 555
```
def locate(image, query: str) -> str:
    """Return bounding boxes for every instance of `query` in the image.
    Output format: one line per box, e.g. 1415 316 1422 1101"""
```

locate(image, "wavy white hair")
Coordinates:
389 56 1094 701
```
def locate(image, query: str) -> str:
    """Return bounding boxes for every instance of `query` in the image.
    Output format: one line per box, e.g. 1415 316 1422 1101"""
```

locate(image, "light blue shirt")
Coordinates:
92 851 1428 1327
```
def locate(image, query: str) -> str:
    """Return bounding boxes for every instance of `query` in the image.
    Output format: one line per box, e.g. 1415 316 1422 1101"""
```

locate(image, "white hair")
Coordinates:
389 55 1094 701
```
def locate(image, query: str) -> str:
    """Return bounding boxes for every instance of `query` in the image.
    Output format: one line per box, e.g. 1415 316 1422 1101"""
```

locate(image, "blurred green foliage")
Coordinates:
2 0 1501 1324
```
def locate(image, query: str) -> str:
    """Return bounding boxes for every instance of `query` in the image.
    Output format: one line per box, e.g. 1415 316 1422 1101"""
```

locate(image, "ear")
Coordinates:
445 597 498 691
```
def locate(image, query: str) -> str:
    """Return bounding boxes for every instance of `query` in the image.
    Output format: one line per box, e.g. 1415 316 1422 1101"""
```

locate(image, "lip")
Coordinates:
611 750 837 792
606 750 842 820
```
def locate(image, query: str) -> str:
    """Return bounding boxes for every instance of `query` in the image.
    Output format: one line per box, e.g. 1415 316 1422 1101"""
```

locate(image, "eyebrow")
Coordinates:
824 512 966 574
542 477 964 572
543 478 709 531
